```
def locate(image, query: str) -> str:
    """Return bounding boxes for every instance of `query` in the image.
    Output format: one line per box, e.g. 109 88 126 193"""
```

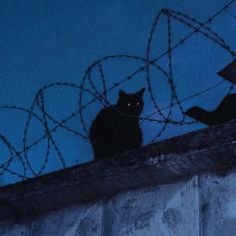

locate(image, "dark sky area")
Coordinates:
0 0 235 185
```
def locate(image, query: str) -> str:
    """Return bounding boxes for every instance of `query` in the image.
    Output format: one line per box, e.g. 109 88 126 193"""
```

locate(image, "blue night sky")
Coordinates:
0 0 235 186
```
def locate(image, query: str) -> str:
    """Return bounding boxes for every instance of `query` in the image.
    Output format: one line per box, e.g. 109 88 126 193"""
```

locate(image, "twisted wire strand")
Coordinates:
0 0 235 182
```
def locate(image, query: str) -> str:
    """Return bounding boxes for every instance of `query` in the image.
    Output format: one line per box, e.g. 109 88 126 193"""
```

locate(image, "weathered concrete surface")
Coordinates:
0 120 236 235
0 119 236 221
0 176 200 236
1 172 236 236
0 202 103 236
103 176 200 236
199 171 236 236
0 172 236 236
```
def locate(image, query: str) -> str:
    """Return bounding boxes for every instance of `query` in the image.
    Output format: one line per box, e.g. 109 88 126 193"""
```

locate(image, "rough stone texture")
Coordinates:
103 176 199 236
0 202 103 236
0 177 200 236
1 119 236 221
199 171 236 236
1 172 236 235
0 120 236 235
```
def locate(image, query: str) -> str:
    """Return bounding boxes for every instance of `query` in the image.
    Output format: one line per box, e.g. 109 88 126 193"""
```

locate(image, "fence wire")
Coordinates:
0 0 235 183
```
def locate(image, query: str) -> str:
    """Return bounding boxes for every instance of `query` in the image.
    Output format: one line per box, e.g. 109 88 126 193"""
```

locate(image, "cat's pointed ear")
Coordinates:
138 88 145 96
119 89 126 97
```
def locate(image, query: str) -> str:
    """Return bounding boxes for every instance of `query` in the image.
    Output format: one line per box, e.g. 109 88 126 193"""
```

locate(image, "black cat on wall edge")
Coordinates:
90 88 145 159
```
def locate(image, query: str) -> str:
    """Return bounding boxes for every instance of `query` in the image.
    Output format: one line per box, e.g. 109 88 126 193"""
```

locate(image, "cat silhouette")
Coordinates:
90 88 145 159
185 93 236 126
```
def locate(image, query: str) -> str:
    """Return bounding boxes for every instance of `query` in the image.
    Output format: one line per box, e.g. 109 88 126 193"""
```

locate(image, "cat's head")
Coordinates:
116 88 145 116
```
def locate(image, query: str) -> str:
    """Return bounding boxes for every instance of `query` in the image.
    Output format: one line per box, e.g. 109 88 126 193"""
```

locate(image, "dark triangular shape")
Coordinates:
185 93 236 126
217 59 236 84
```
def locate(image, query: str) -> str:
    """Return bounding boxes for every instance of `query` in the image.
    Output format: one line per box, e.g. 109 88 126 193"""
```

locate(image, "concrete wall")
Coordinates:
1 120 236 235
1 171 236 236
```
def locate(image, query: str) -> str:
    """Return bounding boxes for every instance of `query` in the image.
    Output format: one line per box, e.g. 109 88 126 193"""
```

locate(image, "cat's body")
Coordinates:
90 88 144 159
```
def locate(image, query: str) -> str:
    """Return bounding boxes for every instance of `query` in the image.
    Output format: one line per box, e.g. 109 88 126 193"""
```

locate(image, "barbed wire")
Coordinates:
0 0 235 183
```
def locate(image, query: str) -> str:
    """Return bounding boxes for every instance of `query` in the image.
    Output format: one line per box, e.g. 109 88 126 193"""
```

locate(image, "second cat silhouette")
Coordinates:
185 93 236 126
90 88 145 159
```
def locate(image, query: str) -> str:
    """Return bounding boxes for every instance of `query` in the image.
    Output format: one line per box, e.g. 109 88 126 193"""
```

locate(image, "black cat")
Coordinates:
90 88 145 159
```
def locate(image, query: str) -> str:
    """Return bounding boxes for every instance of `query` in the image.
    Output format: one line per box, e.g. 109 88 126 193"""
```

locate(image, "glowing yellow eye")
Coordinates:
127 103 131 107
136 102 140 106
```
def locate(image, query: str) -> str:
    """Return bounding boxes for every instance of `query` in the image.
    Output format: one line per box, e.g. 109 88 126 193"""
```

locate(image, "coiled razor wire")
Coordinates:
0 0 235 182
